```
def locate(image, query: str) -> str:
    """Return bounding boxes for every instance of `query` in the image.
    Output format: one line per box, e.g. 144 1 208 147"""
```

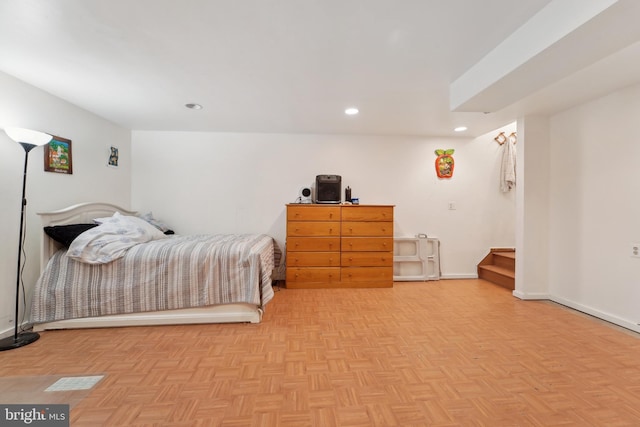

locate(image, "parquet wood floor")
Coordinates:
1 279 639 426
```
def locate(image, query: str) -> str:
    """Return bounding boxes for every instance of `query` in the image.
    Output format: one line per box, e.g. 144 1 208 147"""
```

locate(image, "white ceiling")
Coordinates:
1 0 640 138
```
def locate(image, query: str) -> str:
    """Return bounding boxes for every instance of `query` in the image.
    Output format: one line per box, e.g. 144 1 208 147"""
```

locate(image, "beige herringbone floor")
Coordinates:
1 279 639 426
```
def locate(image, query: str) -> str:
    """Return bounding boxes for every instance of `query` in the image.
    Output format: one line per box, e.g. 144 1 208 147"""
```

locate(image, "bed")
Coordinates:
31 202 277 331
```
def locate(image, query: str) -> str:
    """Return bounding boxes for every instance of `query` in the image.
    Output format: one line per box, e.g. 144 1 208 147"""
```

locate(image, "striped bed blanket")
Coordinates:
31 233 277 324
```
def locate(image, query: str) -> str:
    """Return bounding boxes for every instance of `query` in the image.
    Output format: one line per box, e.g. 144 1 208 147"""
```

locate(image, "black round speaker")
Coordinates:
301 187 311 197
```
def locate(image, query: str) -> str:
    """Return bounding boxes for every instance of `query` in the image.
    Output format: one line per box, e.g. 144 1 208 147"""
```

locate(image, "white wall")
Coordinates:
132 124 516 278
548 83 640 332
0 68 517 336
0 71 131 336
514 116 551 299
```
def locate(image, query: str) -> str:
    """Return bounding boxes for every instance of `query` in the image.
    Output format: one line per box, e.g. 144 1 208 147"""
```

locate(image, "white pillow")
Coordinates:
67 212 167 264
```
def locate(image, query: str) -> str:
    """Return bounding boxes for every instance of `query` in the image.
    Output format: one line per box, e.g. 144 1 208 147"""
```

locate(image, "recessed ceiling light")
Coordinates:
345 107 359 115
185 103 203 110
454 126 467 132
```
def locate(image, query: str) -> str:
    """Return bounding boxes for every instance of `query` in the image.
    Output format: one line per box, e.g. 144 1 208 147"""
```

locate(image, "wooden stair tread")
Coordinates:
493 251 515 259
478 264 515 278
477 248 515 290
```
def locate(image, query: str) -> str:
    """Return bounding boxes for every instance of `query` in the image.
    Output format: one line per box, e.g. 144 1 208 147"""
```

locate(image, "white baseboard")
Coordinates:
439 273 478 280
550 295 640 334
0 322 26 340
512 290 551 300
512 291 640 333
0 327 12 340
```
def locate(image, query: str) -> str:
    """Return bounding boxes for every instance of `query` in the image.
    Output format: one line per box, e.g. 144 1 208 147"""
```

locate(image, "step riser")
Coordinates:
478 250 515 290
493 255 515 271
478 268 514 290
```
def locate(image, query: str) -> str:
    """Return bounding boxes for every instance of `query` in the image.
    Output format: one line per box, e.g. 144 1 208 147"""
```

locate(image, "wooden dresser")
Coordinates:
286 204 394 288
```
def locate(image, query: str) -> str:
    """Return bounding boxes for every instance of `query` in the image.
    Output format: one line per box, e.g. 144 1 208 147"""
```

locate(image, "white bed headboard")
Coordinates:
37 202 137 272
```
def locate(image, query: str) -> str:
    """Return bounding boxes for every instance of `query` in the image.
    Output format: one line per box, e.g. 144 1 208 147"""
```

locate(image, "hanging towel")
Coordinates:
500 138 516 192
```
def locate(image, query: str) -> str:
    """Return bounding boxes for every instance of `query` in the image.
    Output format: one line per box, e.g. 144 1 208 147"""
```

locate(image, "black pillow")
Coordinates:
44 223 99 247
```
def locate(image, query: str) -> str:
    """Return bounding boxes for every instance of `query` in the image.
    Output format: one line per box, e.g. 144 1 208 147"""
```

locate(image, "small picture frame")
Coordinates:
108 146 119 167
44 136 73 174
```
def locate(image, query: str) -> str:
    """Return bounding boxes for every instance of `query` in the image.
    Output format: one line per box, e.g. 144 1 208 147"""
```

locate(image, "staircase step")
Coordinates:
477 248 516 290
478 264 514 278
493 251 515 270
478 265 515 290
494 251 515 259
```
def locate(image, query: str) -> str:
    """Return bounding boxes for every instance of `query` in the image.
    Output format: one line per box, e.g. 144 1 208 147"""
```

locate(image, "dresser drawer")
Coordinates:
341 206 393 221
341 252 393 267
287 205 341 221
287 221 340 237
342 221 393 236
342 237 393 252
287 252 340 267
341 267 392 282
286 237 340 252
286 267 341 283
285 204 394 288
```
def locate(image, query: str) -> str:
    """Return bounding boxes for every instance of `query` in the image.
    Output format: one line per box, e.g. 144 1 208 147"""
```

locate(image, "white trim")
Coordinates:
0 320 32 339
440 273 478 279
549 295 640 334
512 290 550 300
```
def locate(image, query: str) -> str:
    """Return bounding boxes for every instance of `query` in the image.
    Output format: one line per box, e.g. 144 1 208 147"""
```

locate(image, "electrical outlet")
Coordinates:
448 202 456 210
632 243 640 258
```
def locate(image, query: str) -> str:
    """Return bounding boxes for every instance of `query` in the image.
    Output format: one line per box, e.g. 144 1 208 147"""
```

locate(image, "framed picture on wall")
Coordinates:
44 135 73 174
108 146 119 167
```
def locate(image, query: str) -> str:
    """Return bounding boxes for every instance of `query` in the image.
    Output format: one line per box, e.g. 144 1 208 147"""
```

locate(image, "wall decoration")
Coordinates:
494 131 517 145
108 146 119 167
435 149 454 178
494 132 507 145
44 135 73 174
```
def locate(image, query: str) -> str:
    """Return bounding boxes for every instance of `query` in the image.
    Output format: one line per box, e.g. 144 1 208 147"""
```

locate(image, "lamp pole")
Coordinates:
0 142 41 350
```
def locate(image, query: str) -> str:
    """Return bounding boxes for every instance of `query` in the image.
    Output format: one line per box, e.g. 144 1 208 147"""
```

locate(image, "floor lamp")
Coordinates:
0 127 52 351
